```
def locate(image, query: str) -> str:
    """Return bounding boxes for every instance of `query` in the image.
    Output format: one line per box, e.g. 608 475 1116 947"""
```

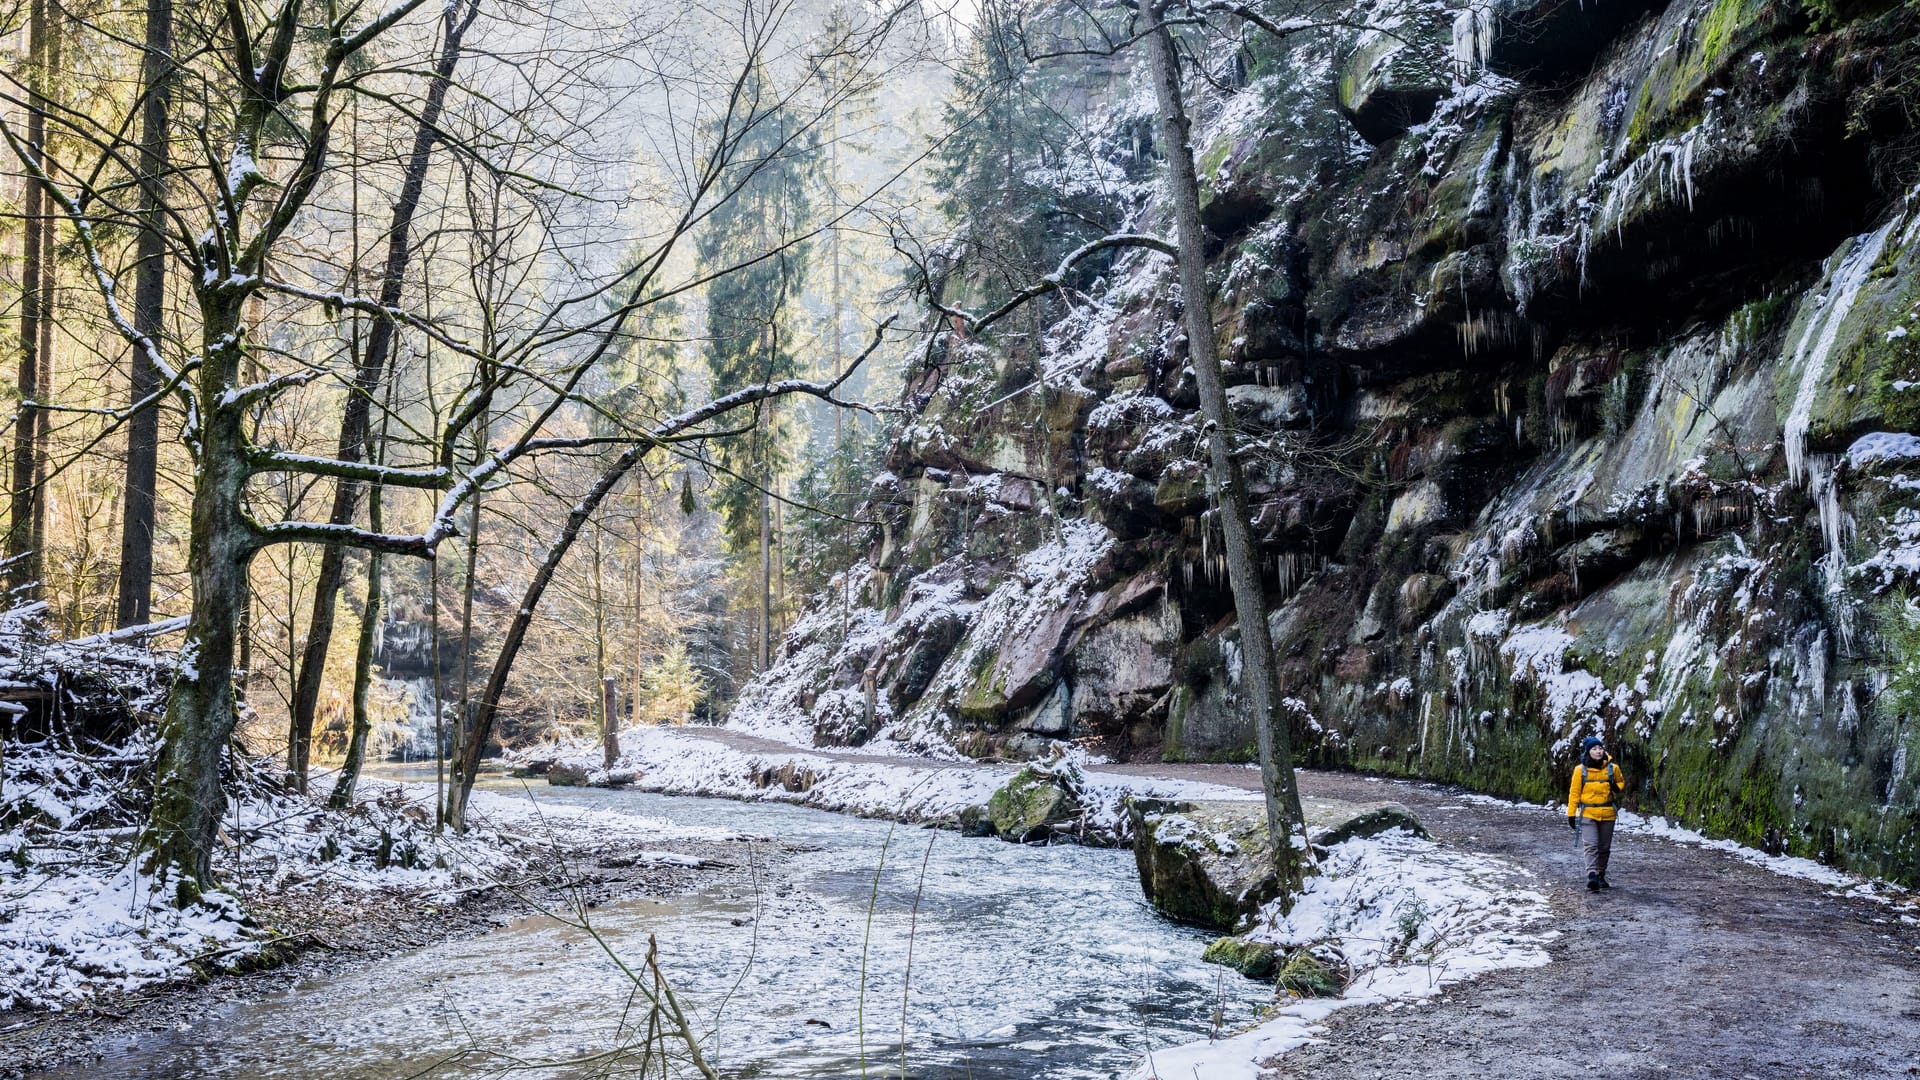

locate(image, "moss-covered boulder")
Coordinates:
1130 800 1282 930
1201 934 1281 979
983 761 1086 842
1132 797 1431 930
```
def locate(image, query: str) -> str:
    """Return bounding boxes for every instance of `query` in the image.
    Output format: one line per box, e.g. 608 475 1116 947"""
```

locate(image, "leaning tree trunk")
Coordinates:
327 485 382 809
140 305 254 900
1144 0 1308 891
116 0 172 628
445 446 643 830
287 0 481 788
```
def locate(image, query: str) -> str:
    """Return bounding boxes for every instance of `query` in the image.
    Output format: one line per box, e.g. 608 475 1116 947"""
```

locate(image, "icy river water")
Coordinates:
53 772 1272 1079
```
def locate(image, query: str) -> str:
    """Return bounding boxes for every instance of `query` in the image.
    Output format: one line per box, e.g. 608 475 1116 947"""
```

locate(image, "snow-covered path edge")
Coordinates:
1447 790 1918 909
1127 829 1557 1080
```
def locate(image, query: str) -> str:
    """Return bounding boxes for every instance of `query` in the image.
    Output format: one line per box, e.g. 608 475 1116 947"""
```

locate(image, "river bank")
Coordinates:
7 781 1281 1079
0 767 760 1079
509 726 1267 843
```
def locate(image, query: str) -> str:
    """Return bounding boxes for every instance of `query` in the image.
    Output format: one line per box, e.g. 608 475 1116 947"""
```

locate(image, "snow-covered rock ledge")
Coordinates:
508 727 1258 844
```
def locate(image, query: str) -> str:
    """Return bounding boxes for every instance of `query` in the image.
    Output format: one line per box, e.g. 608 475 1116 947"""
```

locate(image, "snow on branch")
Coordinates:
242 448 456 488
251 316 900 559
929 234 1175 339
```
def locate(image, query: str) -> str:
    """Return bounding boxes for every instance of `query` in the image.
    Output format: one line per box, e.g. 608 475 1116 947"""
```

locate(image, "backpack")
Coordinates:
1576 761 1621 814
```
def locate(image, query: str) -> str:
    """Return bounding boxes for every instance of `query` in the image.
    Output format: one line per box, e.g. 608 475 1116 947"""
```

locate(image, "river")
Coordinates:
42 771 1271 1079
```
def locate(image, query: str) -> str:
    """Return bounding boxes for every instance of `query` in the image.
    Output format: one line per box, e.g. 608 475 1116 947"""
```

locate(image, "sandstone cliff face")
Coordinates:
734 0 1920 883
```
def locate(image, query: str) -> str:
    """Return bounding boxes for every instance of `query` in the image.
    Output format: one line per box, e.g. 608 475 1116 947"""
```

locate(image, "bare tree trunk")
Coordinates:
452 445 482 792
590 526 612 766
331 382 391 809
629 485 646 730
328 487 382 809
115 0 170 628
431 554 445 829
9 0 53 597
1144 0 1306 889
30 191 52 576
758 404 772 672
601 676 619 771
287 0 481 785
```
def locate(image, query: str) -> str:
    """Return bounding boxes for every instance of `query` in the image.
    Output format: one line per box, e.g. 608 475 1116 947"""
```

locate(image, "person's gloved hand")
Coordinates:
1567 816 1579 832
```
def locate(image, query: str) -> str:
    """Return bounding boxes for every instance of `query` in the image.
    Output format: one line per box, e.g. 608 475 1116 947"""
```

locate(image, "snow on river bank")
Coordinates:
515 726 1261 839
0 740 735 1012
1131 828 1555 1079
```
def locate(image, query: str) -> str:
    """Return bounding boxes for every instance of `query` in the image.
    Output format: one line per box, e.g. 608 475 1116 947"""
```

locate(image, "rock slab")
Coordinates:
1131 797 1427 931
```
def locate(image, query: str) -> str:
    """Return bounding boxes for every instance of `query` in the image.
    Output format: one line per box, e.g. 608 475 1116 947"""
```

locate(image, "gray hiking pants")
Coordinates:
1581 818 1615 878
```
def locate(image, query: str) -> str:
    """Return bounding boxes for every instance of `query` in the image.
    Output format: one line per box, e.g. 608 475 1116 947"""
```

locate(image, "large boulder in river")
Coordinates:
1131 797 1427 931
967 757 1089 842
1130 800 1281 930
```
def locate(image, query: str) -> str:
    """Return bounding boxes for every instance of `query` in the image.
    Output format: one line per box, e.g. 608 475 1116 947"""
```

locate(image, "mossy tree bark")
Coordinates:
141 296 256 896
1144 0 1309 893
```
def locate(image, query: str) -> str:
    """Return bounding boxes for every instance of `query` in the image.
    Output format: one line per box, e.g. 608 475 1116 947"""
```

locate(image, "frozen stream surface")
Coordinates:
49 773 1270 1079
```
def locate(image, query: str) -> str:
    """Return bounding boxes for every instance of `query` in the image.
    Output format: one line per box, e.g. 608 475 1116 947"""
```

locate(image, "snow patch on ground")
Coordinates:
1130 829 1555 1079
1612 810 1910 906
0 861 256 1012
3 770 500 1010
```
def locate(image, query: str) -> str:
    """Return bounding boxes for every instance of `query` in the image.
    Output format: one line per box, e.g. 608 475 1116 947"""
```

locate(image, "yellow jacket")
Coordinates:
1567 758 1624 821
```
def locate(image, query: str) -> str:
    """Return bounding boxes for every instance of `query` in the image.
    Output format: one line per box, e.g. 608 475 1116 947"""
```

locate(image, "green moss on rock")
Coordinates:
1201 935 1280 979
985 764 1085 842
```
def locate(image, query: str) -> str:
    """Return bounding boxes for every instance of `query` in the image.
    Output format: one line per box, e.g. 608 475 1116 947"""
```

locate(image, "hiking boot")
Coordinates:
1587 872 1601 892
1598 876 1612 890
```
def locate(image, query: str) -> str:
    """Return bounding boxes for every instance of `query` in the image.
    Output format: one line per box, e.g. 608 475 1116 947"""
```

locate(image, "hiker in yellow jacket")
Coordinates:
1567 735 1624 892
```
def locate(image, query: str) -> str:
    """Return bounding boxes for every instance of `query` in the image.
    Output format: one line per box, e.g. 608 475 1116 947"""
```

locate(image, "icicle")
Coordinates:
1680 129 1696 211
1889 717 1909 808
1419 692 1435 765
1784 220 1901 484
1451 4 1495 76
1807 454 1855 657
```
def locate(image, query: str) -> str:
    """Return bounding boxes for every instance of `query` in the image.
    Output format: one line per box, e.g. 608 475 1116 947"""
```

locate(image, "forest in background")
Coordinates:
0 0 988 793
